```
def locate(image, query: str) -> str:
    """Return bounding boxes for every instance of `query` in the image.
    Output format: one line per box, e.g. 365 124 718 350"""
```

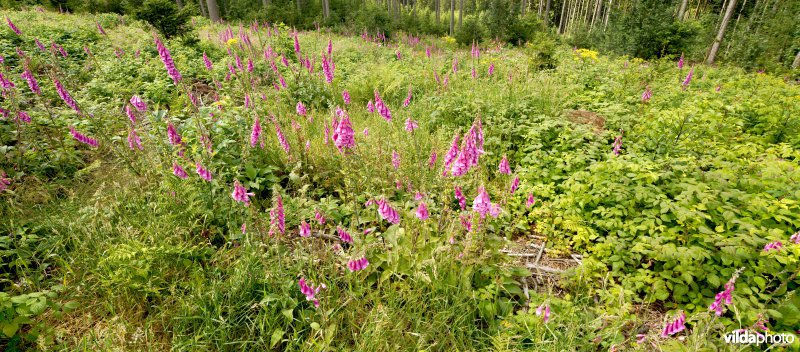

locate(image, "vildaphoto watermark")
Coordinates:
724 330 796 345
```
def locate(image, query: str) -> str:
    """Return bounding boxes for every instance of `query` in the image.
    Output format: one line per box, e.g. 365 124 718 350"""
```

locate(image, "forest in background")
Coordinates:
3 0 799 74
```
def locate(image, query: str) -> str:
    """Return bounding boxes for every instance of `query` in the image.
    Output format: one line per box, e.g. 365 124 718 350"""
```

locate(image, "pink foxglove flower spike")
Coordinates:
172 162 188 179
299 221 311 237
231 181 254 205
660 312 686 337
416 201 429 220
269 194 285 235
347 257 369 272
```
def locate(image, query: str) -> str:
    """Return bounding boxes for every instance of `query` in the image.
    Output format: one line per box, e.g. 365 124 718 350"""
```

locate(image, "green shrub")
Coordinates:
134 0 193 39
454 15 483 45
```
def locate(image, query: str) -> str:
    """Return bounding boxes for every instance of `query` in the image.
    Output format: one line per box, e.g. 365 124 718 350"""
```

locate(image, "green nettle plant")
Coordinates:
0 8 798 351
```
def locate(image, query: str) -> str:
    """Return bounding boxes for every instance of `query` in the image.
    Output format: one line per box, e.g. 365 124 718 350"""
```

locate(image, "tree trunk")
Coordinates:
436 0 441 25
589 0 601 30
459 0 463 27
604 0 611 28
706 0 736 64
521 0 526 16
206 0 220 22
198 0 208 17
449 0 454 36
538 0 543 17
176 0 183 7
677 0 688 20
558 0 566 33
723 0 746 56
544 0 551 25
792 50 800 68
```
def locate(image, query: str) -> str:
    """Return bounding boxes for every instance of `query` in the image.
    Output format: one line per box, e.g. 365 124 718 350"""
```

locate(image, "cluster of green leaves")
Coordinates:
507 53 800 332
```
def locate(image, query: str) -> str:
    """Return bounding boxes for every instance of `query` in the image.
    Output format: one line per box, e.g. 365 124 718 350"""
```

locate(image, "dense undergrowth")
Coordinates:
0 9 799 351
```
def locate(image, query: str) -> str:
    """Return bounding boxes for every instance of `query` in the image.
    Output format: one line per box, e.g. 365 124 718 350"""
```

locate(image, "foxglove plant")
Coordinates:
472 186 492 218
337 227 353 243
682 67 693 90
347 257 369 272
510 176 520 194
322 55 334 84
195 162 212 181
454 186 466 210
298 277 325 308
202 52 213 70
709 271 740 316
333 112 355 152
6 17 21 35
315 209 326 225
403 87 412 107
299 221 311 237
127 128 143 150
154 35 182 84
21 70 40 95
53 78 80 113
0 72 15 90
275 123 290 154
0 172 10 192
428 151 437 168
612 129 624 155
269 194 285 235
376 198 400 224
763 241 783 252
172 162 188 179
342 90 351 105
250 116 262 147
293 35 301 54
416 201 429 220
535 304 551 323
641 86 652 103
498 155 511 174
130 95 147 111
488 62 495 76
404 118 418 132
661 312 686 337
443 133 460 175
527 193 536 208
16 111 31 123
460 215 472 232
374 91 392 122
392 150 400 170
231 181 254 205
167 123 182 145
791 231 800 244
296 101 306 116
69 127 98 147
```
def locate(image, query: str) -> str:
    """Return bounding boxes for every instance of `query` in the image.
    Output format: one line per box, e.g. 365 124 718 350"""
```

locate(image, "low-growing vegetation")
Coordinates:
0 7 798 351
